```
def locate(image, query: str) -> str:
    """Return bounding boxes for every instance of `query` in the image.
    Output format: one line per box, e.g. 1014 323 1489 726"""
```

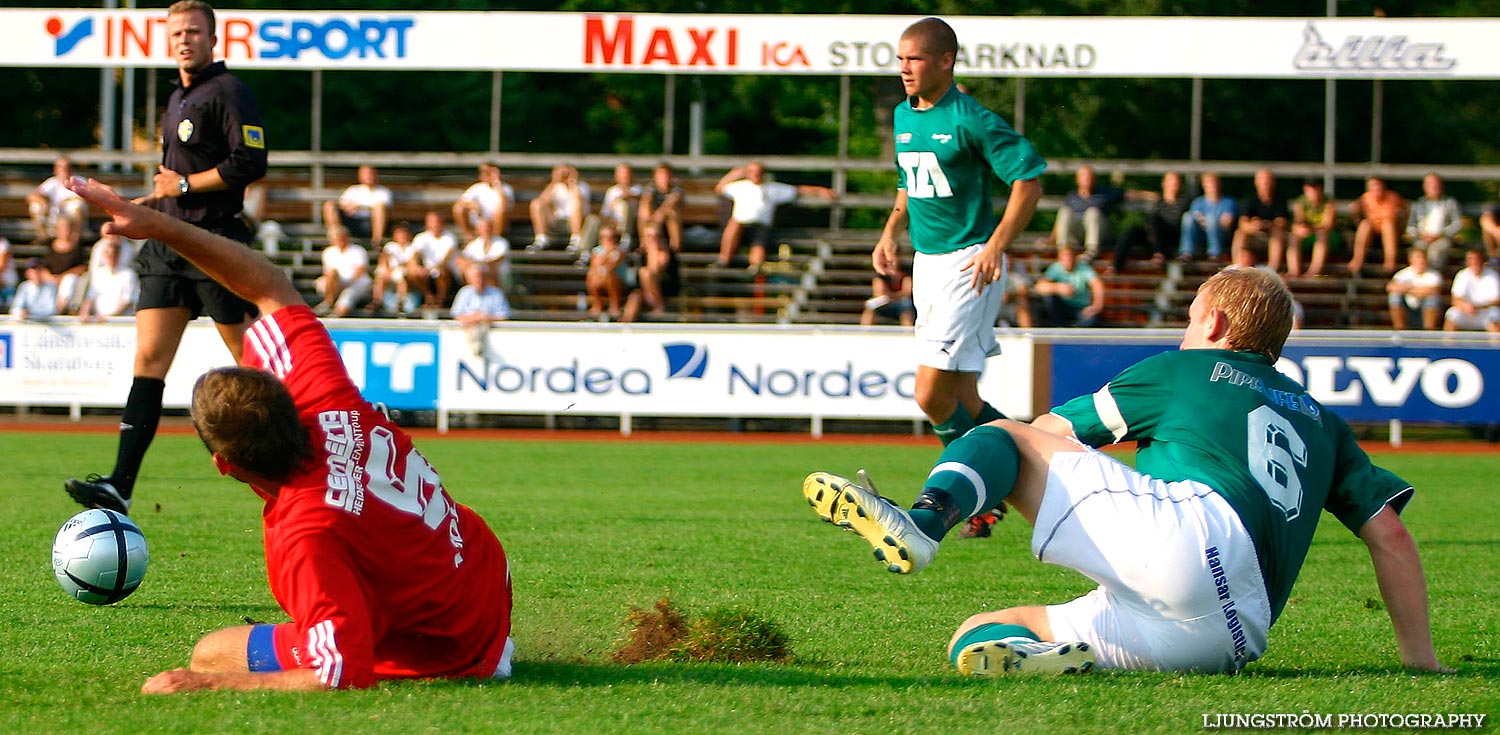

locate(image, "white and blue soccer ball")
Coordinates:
52 509 149 605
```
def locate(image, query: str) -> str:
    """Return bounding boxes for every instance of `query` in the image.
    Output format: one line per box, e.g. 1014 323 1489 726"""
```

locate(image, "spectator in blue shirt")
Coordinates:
450 260 510 357
1179 171 1238 263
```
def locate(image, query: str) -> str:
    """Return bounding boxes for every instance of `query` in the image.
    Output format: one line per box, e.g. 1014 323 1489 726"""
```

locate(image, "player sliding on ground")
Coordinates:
67 177 514 693
804 267 1449 677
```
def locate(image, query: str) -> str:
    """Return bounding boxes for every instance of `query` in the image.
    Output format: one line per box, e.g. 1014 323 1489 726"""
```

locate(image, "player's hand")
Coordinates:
142 668 215 694
962 245 1007 294
66 177 167 241
871 239 898 276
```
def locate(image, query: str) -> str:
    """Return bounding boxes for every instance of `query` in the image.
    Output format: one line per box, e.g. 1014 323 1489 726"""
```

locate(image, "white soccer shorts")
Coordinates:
1034 447 1272 673
912 244 1005 372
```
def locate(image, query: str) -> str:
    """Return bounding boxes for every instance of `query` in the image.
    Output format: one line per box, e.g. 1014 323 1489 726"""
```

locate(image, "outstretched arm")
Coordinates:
67 178 301 316
1358 505 1450 672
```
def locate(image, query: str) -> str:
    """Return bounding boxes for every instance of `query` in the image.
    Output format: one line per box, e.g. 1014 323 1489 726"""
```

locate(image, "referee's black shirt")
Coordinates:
159 60 267 227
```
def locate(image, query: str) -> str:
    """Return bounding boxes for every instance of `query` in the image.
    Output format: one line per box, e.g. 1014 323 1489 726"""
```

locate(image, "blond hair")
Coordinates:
1199 268 1295 360
168 1 215 29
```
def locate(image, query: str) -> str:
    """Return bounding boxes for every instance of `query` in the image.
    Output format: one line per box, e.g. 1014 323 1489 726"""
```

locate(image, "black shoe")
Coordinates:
959 515 993 538
64 474 131 515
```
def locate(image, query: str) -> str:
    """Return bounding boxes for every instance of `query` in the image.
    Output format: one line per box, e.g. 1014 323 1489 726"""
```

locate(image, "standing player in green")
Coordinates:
804 268 1447 676
875 18 1045 452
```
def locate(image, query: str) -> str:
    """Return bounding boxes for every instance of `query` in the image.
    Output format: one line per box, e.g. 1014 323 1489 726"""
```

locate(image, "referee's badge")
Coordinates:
177 118 194 143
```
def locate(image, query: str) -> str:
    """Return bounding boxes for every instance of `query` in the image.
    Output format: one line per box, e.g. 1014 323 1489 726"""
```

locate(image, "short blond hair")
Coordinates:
168 0 215 29
1199 268 1295 360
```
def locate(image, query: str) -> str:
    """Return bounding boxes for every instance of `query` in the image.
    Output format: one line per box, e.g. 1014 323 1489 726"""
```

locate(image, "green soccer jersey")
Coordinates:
1051 348 1414 623
894 84 1046 255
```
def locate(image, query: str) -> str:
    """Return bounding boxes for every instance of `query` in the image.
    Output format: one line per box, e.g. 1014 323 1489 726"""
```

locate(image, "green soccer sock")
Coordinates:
950 623 1040 666
974 401 1006 425
908 425 1021 541
931 404 976 447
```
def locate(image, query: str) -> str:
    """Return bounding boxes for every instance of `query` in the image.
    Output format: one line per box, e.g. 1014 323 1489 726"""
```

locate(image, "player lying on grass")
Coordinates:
67 177 514 693
804 267 1449 677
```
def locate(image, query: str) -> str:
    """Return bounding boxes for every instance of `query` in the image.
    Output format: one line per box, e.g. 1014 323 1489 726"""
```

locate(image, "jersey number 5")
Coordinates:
898 151 953 199
1246 406 1308 521
365 426 467 556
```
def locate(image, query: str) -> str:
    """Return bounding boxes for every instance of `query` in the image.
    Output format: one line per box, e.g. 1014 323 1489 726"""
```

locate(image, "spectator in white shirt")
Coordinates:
715 161 834 272
528 164 592 253
460 218 512 295
78 236 140 322
1405 173 1463 271
1386 247 1443 331
313 225 372 318
453 163 515 241
322 165 392 246
413 210 458 309
26 156 87 243
367 221 422 316
1444 248 1500 333
601 163 642 248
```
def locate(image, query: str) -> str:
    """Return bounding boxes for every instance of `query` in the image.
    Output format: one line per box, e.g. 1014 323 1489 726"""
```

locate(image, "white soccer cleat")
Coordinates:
955 639 1096 676
802 470 937 574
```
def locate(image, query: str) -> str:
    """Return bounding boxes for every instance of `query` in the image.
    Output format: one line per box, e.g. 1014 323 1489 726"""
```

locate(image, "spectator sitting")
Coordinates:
322 165 391 247
43 218 88 314
367 221 422 316
1480 203 1500 267
450 260 510 357
453 163 515 241
861 259 915 327
459 218 512 295
1348 176 1408 275
26 156 87 243
0 236 16 309
1052 165 1123 262
1406 173 1462 272
1111 170 1187 275
1178 171 1237 263
413 210 458 310
313 225 372 318
715 161 835 273
527 164 591 253
77 236 140 322
638 162 685 253
1290 178 1337 278
621 224 681 323
1387 247 1443 331
1232 168 1293 275
601 163 642 249
999 267 1034 329
585 225 627 320
10 259 58 321
1444 248 1500 333
1032 242 1105 327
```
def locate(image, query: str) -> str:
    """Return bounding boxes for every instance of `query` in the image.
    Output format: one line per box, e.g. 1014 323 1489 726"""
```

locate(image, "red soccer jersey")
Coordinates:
242 305 512 689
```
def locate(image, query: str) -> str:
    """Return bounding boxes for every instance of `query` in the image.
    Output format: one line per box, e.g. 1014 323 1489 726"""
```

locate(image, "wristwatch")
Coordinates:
178 175 190 196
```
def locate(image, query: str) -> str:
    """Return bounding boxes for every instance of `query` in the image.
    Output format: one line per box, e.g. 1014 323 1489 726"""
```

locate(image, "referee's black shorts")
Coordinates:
135 216 259 325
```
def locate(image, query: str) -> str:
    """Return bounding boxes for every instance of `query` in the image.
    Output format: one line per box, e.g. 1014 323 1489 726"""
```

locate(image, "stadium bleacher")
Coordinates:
2 165 1481 329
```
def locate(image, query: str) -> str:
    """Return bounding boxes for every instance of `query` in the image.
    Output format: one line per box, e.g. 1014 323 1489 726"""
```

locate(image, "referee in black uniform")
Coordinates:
67 0 267 514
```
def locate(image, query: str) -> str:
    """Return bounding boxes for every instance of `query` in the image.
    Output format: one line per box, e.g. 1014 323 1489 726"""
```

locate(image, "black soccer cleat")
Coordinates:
64 474 132 515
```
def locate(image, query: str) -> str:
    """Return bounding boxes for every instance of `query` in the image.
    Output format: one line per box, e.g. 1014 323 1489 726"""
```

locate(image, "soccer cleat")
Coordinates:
801 470 937 574
959 514 993 538
64 474 132 515
955 639 1095 676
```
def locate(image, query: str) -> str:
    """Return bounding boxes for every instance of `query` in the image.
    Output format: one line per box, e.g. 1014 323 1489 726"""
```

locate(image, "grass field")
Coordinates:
1 430 1496 734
